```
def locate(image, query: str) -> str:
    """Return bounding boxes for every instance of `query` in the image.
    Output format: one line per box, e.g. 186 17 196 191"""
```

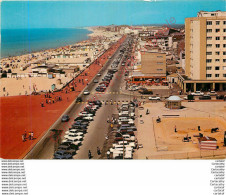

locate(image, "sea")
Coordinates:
1 28 92 59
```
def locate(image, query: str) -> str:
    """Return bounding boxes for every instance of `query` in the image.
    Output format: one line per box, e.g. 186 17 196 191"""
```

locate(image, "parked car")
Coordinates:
93 79 99 83
191 91 204 96
199 95 211 100
53 150 73 159
83 89 90 95
207 91 217 96
97 73 101 77
148 96 161 100
61 115 70 122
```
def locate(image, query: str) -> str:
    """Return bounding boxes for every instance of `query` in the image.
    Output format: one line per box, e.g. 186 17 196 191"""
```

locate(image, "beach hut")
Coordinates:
165 96 182 109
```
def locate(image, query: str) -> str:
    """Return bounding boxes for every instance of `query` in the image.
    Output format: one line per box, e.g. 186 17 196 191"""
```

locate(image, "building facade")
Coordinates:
181 11 226 92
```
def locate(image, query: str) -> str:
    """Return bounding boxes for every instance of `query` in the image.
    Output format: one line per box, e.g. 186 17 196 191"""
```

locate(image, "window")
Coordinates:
206 59 212 63
223 66 226 70
216 37 220 40
206 74 212 78
223 74 226 77
206 52 212 55
215 59 220 62
224 37 226 40
224 29 226 32
157 69 163 71
216 21 220 25
216 52 220 55
216 44 220 48
215 74 219 77
215 66 220 70
224 44 226 48
215 29 220 33
207 37 212 40
157 56 163 58
206 66 212 70
223 59 226 62
207 21 212 25
207 29 212 33
207 44 212 48
224 21 226 25
157 62 163 64
223 52 226 55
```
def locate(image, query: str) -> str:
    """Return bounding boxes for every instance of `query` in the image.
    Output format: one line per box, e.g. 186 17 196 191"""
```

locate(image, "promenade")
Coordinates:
0 36 126 159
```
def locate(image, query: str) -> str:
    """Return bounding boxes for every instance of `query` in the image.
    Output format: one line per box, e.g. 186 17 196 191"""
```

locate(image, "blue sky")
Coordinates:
2 0 225 29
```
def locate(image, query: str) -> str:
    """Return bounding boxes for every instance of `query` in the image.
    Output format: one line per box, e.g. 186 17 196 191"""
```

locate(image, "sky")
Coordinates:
1 0 226 29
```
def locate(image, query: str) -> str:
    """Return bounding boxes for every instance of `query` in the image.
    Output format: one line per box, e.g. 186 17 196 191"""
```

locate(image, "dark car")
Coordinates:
57 145 76 155
61 141 80 150
76 97 82 103
73 120 89 126
199 95 211 100
74 116 86 121
61 115 70 122
71 124 88 129
96 87 105 92
216 95 225 100
53 150 73 159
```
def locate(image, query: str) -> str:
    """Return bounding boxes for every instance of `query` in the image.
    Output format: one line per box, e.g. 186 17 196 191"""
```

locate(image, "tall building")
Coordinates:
178 11 226 92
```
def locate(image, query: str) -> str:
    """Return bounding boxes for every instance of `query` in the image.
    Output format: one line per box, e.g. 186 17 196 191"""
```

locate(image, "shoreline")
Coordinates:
0 27 95 60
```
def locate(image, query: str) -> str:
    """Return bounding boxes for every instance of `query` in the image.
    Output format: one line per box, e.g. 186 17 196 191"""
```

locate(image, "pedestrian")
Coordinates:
49 99 51 104
24 131 27 140
46 99 48 104
97 147 101 155
28 132 31 140
22 134 25 142
31 131 34 140
174 125 177 133
41 102 44 107
107 151 110 159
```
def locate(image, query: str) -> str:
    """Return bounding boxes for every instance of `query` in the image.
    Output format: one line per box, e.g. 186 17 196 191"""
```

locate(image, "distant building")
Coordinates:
130 51 166 84
178 11 226 92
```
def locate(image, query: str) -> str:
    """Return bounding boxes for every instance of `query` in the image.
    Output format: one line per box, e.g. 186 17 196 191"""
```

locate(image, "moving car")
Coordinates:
83 89 90 95
61 115 70 122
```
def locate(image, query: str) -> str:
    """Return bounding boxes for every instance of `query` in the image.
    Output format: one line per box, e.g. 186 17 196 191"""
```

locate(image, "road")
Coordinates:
30 36 132 159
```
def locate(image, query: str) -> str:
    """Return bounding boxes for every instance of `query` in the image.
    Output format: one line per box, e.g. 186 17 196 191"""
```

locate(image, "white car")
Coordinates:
65 130 79 135
64 136 83 142
83 116 93 121
191 91 204 96
64 133 83 139
207 91 217 96
148 96 161 100
79 112 93 117
83 89 90 95
97 73 101 77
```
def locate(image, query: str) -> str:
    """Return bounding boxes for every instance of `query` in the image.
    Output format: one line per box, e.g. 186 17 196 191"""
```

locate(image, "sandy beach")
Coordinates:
0 27 122 97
